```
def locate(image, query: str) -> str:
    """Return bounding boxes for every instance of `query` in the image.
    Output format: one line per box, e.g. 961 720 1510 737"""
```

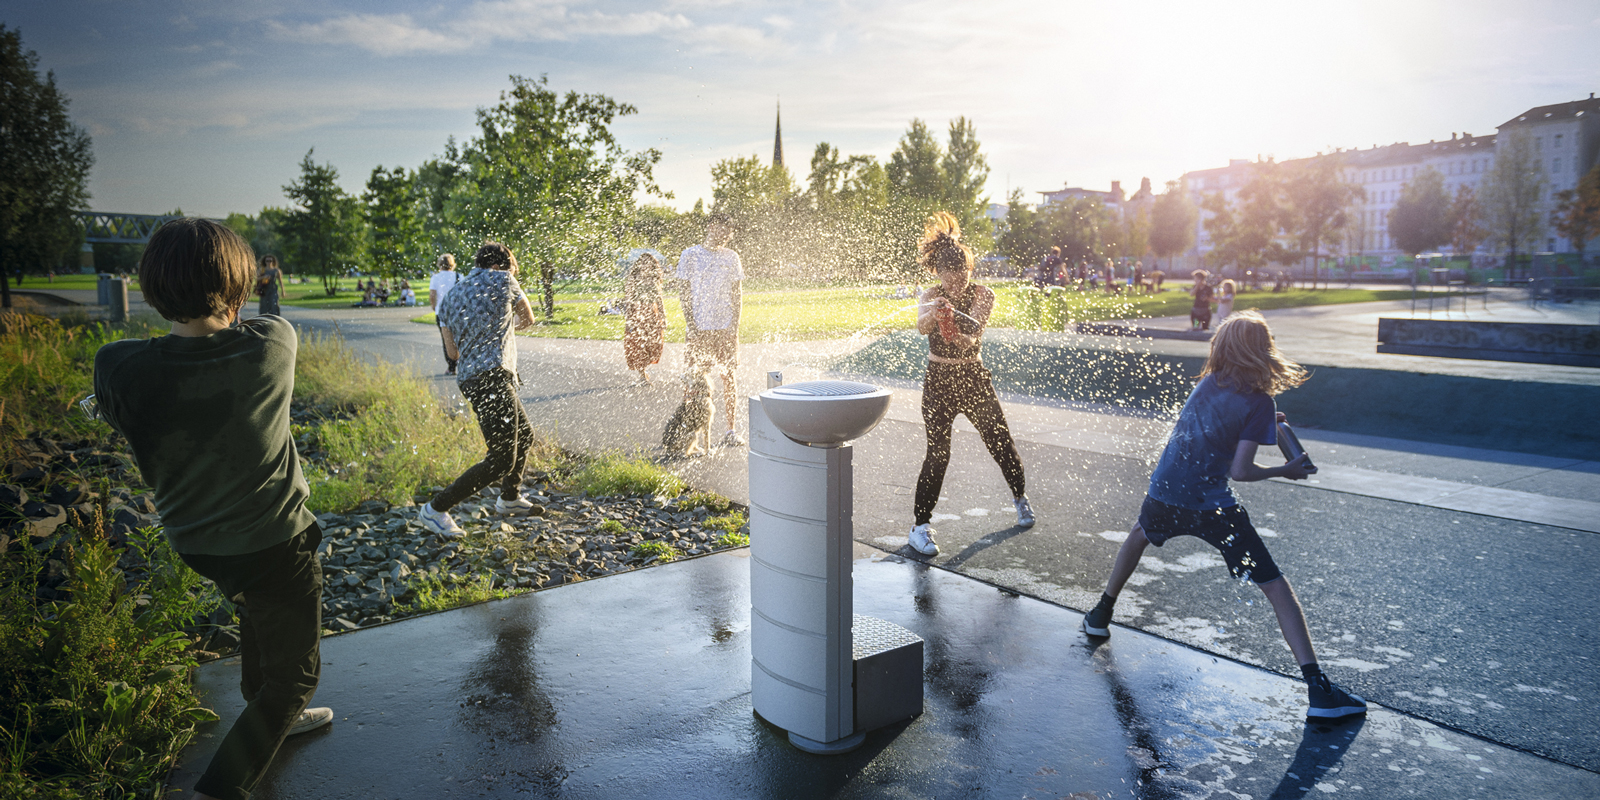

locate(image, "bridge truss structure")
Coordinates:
73 212 183 244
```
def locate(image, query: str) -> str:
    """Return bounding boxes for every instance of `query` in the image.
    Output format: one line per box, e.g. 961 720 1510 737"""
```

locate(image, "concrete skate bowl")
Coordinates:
833 330 1600 461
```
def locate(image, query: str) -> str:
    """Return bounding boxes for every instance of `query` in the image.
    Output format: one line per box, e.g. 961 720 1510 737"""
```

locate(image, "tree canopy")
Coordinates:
1481 131 1546 275
1388 167 1451 256
1550 163 1600 255
0 25 93 308
281 149 364 295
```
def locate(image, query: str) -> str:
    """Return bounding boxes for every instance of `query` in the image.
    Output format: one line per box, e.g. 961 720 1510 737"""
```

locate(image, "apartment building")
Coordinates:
1178 93 1600 269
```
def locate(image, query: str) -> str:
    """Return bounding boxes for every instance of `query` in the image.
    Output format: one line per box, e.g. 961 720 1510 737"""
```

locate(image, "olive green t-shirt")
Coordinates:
93 316 315 556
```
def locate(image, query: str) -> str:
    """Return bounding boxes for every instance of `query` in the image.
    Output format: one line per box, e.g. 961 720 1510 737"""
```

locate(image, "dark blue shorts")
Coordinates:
1137 495 1282 584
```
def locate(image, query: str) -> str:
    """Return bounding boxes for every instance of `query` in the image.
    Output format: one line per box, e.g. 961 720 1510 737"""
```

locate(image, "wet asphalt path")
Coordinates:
283 306 1600 774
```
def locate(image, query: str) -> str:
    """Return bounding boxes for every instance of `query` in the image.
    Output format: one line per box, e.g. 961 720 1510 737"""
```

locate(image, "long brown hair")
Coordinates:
919 211 973 275
1199 310 1306 396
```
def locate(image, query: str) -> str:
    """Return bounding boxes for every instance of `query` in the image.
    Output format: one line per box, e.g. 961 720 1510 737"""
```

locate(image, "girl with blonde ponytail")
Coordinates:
906 212 1033 557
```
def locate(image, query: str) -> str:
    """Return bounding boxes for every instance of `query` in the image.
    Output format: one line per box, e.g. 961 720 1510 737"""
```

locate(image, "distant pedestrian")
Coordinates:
1216 278 1236 322
621 249 666 385
907 212 1033 558
94 219 332 800
1082 311 1367 724
1190 270 1213 330
418 242 540 538
676 212 745 447
429 254 462 375
1133 261 1145 293
255 255 283 317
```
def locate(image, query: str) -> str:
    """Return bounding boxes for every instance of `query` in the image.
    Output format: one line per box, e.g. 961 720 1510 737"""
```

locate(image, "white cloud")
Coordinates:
269 2 709 56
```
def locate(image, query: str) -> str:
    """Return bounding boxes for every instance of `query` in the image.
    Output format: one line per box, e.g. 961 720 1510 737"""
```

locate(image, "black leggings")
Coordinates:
433 368 536 511
915 362 1026 525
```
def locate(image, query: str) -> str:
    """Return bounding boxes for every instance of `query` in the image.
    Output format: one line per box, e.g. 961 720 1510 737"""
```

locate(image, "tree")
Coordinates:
1283 153 1363 287
1480 130 1546 278
1201 164 1286 278
454 75 664 318
364 165 430 279
415 138 469 257
941 116 992 247
224 208 287 265
1117 205 1152 265
281 149 364 295
1448 184 1489 260
886 119 945 203
1149 181 1196 270
996 188 1046 267
1550 163 1600 255
1387 167 1451 256
0 25 93 308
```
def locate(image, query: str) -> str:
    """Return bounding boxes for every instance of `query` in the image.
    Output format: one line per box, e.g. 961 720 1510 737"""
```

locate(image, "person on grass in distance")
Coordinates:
429 254 462 374
93 219 332 800
676 212 745 447
417 242 541 537
1081 310 1367 723
907 212 1034 557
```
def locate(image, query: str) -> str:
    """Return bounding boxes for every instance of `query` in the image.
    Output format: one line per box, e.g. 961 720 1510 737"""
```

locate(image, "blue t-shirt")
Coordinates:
1148 375 1277 510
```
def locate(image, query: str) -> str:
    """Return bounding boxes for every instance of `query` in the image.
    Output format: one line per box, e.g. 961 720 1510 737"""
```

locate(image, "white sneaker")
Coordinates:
495 495 536 514
287 707 333 736
1014 495 1035 528
418 502 464 538
908 523 939 556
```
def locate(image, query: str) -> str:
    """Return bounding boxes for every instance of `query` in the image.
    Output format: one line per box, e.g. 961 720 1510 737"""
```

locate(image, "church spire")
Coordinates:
772 100 784 168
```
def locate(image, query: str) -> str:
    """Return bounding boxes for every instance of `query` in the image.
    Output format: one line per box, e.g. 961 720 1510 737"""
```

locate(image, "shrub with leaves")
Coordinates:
0 526 222 798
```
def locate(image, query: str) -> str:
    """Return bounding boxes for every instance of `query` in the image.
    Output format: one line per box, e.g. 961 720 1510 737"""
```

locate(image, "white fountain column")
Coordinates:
746 394 859 749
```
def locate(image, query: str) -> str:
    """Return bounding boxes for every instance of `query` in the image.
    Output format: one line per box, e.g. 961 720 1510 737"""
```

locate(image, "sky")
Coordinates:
8 0 1600 219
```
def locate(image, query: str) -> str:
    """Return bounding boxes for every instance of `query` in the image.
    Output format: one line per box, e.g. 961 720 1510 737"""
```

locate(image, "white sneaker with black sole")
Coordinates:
908 523 939 556
418 501 465 538
495 495 536 514
288 707 333 736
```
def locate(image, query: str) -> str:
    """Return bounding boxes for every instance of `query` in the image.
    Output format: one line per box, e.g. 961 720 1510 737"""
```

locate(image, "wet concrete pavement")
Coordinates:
181 298 1600 793
173 544 1600 799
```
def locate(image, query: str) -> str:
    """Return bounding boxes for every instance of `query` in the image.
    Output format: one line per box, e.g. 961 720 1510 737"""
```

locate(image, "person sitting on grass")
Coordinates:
1081 310 1367 723
93 219 333 800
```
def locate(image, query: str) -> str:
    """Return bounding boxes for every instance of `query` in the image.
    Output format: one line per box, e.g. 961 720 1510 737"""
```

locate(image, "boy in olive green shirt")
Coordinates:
94 219 329 800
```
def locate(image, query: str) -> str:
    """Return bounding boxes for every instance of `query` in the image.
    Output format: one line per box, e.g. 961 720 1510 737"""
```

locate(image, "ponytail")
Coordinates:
919 211 973 274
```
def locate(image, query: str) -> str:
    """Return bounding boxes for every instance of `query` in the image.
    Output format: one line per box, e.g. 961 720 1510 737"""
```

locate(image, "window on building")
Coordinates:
1554 158 1562 173
1555 134 1564 148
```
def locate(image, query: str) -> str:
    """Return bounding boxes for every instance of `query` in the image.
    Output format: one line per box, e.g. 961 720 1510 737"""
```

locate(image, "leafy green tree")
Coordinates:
454 75 664 317
415 137 469 257
1387 167 1450 256
364 165 430 279
0 25 93 308
1283 153 1363 286
281 149 364 295
1550 163 1600 255
1117 205 1152 265
224 209 287 266
1480 131 1546 278
1449 184 1488 260
941 117 992 247
1150 181 1196 270
886 119 945 203
1041 196 1113 265
1201 164 1286 277
997 188 1046 266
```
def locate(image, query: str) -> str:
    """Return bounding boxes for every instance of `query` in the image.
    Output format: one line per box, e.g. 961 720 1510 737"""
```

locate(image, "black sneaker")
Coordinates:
1081 603 1112 638
1306 674 1367 721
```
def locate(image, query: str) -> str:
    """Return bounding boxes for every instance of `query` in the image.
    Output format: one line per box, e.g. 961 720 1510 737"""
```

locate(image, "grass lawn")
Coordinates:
409 281 1418 342
414 284 929 343
11 273 142 293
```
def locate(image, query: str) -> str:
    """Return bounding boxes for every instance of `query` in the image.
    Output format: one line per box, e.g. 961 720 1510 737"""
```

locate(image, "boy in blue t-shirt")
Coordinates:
1081 311 1367 722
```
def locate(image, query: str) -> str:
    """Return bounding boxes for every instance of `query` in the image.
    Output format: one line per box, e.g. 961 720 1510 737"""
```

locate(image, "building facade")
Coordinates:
1176 93 1600 271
